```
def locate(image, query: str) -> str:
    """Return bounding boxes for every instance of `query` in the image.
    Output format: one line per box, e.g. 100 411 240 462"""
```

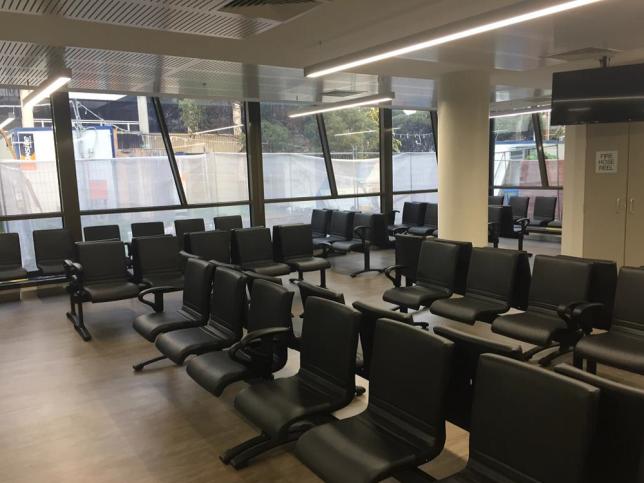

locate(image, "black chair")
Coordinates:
555 364 644 483
313 210 355 247
221 296 360 469
368 213 395 248
352 301 416 379
131 235 184 312
152 267 247 366
392 234 424 287
383 239 460 313
407 202 438 236
430 248 530 324
574 267 644 375
296 280 344 320
295 319 454 483
132 258 214 369
231 227 291 277
324 213 383 278
174 218 205 250
488 195 504 205
182 230 237 268
529 196 557 227
213 215 243 231
273 224 330 286
186 279 293 397
310 209 333 239
433 325 525 430
493 255 598 366
64 241 140 341
33 228 74 276
434 354 599 483
488 205 529 250
83 225 121 242
131 221 165 238
509 195 529 221
0 233 28 281
387 201 427 234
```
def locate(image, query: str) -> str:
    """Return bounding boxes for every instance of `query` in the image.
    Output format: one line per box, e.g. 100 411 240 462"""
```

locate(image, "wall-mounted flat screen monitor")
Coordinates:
551 63 644 125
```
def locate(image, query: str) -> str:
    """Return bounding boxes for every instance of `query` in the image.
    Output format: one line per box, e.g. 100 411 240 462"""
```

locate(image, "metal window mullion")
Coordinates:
489 118 496 196
379 107 393 215
244 101 265 227
430 110 439 160
532 112 550 188
317 114 338 197
151 97 188 206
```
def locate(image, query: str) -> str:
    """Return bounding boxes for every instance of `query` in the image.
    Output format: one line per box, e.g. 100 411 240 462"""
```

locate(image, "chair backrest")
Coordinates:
416 240 459 293
423 202 438 227
83 224 121 242
369 320 453 454
433 325 524 430
298 281 344 310
0 233 22 269
488 195 504 205
327 211 355 239
231 227 274 265
555 364 644 483
131 221 165 238
528 256 591 315
352 213 373 240
33 228 74 268
183 230 232 264
174 218 205 249
208 267 246 340
401 202 427 226
394 234 424 284
470 354 599 483
611 266 644 334
351 301 413 380
180 258 215 319
213 215 243 231
509 196 529 219
311 209 333 236
433 238 472 295
273 224 313 261
368 213 390 247
465 248 520 305
533 196 557 221
131 235 182 282
299 297 361 405
489 205 516 237
75 241 129 283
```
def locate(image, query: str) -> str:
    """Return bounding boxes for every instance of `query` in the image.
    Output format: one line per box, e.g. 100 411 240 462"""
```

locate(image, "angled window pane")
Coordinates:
539 111 565 187
265 196 380 229
0 88 61 215
70 94 180 210
492 114 541 187
325 108 380 195
261 103 330 199
159 98 249 204
392 110 437 192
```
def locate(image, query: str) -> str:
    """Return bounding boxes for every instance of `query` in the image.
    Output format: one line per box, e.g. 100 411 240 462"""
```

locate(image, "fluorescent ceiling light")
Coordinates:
69 92 125 101
305 0 604 78
490 108 551 119
0 116 15 129
193 124 244 135
403 110 417 116
22 69 73 110
289 93 394 118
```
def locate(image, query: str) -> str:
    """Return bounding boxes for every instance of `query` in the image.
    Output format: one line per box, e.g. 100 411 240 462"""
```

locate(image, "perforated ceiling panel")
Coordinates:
0 0 280 39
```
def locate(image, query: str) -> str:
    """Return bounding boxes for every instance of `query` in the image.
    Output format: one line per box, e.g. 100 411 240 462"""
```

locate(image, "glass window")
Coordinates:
1 217 63 271
261 103 330 199
392 110 437 192
539 111 565 187
0 88 61 216
159 98 249 204
393 192 438 214
492 114 541 187
70 94 180 211
265 196 380 229
325 108 380 195
493 188 562 222
81 204 250 241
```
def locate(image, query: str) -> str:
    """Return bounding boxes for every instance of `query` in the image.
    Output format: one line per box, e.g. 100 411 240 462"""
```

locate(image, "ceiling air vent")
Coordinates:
221 0 328 22
547 47 622 62
322 89 365 98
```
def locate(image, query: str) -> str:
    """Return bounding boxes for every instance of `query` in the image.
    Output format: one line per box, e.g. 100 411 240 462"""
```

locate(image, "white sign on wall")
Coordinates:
596 150 619 174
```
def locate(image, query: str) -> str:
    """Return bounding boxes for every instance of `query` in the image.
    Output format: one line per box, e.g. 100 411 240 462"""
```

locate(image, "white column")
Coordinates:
561 125 587 256
20 89 34 127
437 70 490 246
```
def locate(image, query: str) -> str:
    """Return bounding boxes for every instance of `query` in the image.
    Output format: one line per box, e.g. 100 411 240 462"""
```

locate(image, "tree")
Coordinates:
178 99 204 133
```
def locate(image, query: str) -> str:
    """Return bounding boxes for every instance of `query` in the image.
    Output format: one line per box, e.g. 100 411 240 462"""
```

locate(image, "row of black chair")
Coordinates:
488 194 558 226
387 201 438 236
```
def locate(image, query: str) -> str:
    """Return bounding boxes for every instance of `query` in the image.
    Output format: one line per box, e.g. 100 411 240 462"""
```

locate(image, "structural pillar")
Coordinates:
437 70 490 246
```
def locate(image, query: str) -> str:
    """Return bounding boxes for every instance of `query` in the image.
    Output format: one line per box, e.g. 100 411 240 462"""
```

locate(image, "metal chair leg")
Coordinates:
350 248 384 278
320 269 326 288
66 299 92 342
133 355 168 372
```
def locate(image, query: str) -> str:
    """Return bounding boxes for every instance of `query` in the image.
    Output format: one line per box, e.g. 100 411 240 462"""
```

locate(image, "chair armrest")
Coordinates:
64 259 83 287
137 285 182 303
179 250 200 260
383 264 406 287
514 218 530 232
228 327 291 364
557 301 604 332
391 227 408 235
210 260 242 271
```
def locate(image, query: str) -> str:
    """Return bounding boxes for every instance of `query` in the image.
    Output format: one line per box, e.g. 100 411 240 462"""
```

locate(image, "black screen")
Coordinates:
551 63 644 125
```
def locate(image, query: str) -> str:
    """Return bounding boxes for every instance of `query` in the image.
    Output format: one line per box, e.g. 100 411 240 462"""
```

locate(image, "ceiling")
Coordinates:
0 0 642 110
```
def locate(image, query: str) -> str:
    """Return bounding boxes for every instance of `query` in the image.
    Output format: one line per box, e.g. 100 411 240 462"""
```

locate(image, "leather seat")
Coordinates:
83 224 121 242
131 221 165 238
0 233 28 281
493 310 569 346
295 320 454 483
232 227 292 277
529 196 557 227
388 201 427 234
407 202 438 236
33 228 74 276
324 213 382 277
213 215 243 231
294 281 345 346
432 295 508 323
384 285 450 310
313 210 355 247
285 257 329 272
174 218 205 249
83 281 140 303
242 260 291 276
310 209 333 239
273 224 330 286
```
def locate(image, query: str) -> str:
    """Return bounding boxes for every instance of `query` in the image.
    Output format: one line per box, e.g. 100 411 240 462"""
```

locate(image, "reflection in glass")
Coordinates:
265 197 380 228
492 113 541 187
392 110 437 192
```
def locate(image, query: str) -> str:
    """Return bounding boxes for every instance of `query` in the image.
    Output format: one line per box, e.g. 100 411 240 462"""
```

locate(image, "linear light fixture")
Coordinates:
22 69 73 110
304 0 605 78
68 92 125 101
193 124 244 135
289 93 395 118
490 108 551 119
0 116 15 129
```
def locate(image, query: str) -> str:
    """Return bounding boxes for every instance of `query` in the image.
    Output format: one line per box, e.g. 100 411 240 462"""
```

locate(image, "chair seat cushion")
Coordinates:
286 257 331 272
313 235 345 247
186 350 251 397
234 377 346 437
575 330 644 375
244 261 292 277
141 273 184 289
296 414 424 483
492 311 567 346
407 225 437 236
388 224 411 233
133 310 201 342
331 239 364 253
430 296 509 324
38 261 65 276
155 325 237 364
84 281 140 303
0 266 28 281
383 285 451 310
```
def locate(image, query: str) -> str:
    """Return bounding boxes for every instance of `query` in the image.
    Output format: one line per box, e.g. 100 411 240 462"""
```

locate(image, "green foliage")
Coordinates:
178 99 205 133
391 110 434 153
324 108 380 155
